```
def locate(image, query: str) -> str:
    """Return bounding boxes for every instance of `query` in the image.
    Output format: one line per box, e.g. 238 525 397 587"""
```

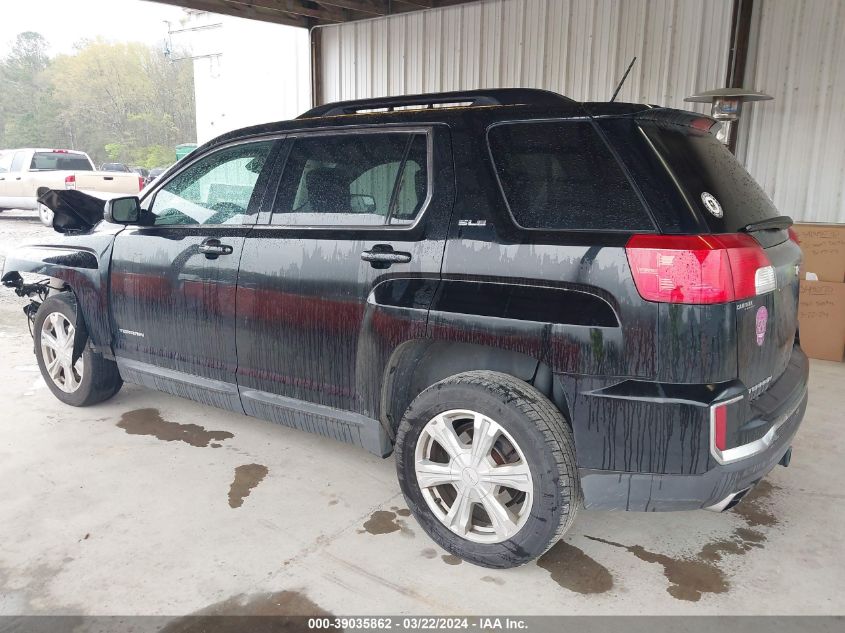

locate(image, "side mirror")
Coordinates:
104 196 141 224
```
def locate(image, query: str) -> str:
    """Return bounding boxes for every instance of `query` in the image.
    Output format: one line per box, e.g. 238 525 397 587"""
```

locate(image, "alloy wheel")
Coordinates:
40 312 84 393
414 409 534 544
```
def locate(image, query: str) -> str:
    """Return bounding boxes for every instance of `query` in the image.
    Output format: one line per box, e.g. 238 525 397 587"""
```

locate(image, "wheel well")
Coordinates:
380 340 572 439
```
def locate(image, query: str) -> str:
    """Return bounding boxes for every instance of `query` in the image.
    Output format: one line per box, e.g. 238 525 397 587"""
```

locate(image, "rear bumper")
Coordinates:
579 346 808 511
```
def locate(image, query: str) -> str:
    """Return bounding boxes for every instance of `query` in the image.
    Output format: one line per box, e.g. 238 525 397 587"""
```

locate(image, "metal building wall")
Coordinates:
317 0 734 112
736 0 845 224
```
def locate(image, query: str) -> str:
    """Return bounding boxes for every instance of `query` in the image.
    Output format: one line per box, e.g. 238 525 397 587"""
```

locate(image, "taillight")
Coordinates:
713 404 728 451
626 234 776 304
788 227 800 245
64 174 76 190
138 175 145 191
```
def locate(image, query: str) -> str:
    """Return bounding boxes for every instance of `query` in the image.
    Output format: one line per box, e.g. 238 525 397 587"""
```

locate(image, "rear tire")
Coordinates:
395 370 581 568
34 293 122 407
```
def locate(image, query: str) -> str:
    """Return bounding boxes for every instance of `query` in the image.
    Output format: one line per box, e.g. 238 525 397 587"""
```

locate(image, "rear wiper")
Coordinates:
740 215 793 232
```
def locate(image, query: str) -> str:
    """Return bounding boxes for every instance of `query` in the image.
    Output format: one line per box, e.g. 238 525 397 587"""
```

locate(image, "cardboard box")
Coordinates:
798 280 845 362
793 223 845 283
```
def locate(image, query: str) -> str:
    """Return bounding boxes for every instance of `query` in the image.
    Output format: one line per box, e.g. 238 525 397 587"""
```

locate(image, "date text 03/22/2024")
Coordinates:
307 617 529 630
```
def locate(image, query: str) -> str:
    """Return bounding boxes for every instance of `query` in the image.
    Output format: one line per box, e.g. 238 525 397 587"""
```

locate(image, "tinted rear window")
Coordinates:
488 121 653 231
639 120 778 233
31 152 93 171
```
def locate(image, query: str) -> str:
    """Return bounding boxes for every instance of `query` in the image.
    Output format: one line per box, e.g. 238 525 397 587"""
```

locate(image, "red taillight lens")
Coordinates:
138 175 145 191
64 174 76 190
626 233 775 304
713 404 728 451
788 227 800 245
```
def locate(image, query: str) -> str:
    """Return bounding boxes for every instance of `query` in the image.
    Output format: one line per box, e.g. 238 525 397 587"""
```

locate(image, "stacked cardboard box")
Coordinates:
793 223 845 362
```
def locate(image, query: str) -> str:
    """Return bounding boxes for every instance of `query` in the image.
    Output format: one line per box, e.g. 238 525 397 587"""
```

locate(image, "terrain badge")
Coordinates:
701 191 723 218
755 306 768 346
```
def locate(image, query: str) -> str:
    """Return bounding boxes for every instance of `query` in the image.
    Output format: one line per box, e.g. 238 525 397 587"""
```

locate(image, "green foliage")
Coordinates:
0 34 195 166
140 145 176 169
104 143 126 161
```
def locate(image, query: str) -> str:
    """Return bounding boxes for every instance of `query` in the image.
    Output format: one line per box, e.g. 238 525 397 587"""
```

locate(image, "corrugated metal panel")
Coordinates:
317 0 734 113
737 0 845 224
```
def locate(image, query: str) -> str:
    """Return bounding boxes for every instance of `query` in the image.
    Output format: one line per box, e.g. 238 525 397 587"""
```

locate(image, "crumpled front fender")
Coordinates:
1 228 120 354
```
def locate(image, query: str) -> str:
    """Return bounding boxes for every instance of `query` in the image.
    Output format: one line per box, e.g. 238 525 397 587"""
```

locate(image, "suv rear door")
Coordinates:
636 115 801 391
109 139 281 410
235 126 454 437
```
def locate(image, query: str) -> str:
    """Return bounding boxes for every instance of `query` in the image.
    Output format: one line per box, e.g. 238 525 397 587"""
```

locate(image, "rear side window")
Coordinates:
273 132 428 227
488 121 652 231
639 121 778 233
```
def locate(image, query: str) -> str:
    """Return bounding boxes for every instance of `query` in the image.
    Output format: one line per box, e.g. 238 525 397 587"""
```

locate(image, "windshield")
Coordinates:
30 152 93 172
639 119 779 233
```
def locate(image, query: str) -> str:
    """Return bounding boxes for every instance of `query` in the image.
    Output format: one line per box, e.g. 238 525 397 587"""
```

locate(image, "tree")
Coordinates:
0 33 196 167
0 32 61 148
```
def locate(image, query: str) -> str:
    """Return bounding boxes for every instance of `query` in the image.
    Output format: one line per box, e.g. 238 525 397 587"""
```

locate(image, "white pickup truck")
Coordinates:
0 148 143 225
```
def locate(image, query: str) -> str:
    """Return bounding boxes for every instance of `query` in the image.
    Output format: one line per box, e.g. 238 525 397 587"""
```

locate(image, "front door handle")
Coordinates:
361 244 412 269
198 238 234 259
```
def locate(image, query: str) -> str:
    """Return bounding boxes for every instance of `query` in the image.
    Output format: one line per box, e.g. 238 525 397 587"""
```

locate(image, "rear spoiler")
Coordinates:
635 108 720 136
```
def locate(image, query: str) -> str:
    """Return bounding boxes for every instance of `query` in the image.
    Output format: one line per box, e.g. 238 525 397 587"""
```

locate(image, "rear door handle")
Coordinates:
198 238 234 259
361 244 412 269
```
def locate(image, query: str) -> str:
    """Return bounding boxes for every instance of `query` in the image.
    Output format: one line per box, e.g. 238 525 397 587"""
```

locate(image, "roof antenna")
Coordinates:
610 57 637 103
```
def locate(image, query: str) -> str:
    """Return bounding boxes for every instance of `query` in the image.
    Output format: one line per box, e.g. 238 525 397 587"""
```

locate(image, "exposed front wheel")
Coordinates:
395 371 581 568
34 293 122 406
38 203 54 227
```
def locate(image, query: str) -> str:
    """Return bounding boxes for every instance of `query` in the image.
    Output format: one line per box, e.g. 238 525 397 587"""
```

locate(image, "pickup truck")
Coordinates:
0 148 143 225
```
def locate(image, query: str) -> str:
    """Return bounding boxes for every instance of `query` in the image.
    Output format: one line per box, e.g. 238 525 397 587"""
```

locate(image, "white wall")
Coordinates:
172 11 311 144
317 0 734 113
318 0 845 225
736 0 845 224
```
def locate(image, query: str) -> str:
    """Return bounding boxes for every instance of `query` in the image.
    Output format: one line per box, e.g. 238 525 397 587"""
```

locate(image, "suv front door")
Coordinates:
235 127 454 449
109 139 280 411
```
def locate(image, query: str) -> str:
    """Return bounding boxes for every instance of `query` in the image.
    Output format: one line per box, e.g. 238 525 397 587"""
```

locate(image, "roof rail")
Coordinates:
298 88 574 119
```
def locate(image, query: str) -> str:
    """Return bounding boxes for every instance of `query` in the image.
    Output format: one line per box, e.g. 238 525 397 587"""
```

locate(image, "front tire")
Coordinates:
39 203 54 227
34 293 122 407
395 371 581 568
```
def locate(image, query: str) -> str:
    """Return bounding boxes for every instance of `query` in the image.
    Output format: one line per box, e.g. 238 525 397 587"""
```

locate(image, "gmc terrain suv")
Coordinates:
2 90 808 568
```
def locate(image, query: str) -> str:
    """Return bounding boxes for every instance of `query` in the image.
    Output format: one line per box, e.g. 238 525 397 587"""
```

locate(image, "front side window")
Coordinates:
272 132 428 226
150 141 274 226
488 121 652 231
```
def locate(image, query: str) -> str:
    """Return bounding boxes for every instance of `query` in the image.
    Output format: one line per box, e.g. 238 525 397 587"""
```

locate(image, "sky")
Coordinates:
0 0 188 57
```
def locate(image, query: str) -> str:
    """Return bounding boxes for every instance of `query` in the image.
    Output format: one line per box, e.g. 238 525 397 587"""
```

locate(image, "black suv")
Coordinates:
2 90 808 568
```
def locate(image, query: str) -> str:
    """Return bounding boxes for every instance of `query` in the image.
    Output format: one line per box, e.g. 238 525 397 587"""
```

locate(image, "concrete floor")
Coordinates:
0 215 843 617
